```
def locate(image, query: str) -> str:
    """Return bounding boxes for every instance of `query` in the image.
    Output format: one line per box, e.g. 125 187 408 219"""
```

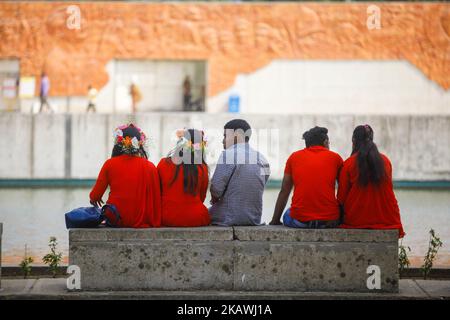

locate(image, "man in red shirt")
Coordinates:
270 126 343 228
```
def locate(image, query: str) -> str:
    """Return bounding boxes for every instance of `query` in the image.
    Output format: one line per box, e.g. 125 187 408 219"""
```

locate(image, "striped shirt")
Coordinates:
209 143 270 226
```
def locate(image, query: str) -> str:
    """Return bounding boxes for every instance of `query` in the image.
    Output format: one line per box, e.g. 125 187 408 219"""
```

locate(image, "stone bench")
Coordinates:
69 226 399 293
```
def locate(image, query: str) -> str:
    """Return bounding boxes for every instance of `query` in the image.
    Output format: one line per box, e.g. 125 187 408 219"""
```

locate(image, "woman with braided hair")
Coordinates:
337 124 405 238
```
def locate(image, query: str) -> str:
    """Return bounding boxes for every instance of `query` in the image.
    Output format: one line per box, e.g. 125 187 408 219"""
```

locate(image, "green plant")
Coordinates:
19 244 33 278
42 237 62 278
398 239 411 278
421 229 443 280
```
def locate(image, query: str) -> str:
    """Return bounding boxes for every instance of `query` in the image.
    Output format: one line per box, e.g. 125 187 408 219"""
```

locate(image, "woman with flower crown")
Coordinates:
89 123 161 228
157 128 210 227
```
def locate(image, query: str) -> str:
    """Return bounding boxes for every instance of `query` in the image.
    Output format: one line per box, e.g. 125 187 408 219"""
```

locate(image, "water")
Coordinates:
1 188 449 267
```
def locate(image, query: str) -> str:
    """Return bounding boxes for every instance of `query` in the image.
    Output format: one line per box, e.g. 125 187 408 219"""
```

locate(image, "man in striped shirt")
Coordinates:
209 119 270 226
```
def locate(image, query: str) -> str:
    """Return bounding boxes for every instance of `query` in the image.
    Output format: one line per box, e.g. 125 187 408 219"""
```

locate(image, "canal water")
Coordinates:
1 188 449 267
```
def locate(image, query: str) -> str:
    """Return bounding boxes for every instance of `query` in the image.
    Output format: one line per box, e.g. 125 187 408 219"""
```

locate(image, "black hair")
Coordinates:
111 124 148 159
167 129 208 196
224 119 251 142
351 124 385 186
302 126 328 147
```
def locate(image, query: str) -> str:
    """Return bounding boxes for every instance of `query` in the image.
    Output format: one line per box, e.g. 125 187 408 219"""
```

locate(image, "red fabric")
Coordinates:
157 158 210 227
89 155 161 228
284 146 343 222
337 153 405 238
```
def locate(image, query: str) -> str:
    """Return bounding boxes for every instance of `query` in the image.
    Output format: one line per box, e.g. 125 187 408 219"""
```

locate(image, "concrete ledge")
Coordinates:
69 227 233 242
234 226 398 242
69 226 399 293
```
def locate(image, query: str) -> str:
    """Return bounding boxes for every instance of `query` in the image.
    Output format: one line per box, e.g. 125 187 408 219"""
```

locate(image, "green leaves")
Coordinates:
42 236 63 278
398 239 411 278
19 256 33 279
398 229 444 279
421 229 443 280
19 244 33 279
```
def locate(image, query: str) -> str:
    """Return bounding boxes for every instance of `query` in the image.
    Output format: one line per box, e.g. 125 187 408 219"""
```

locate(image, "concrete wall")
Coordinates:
0 113 449 181
2 2 449 99
103 60 206 113
15 60 450 115
17 59 206 114
208 60 450 114
0 59 20 111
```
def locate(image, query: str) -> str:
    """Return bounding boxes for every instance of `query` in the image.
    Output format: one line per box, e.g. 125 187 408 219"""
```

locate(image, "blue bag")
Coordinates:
65 204 121 229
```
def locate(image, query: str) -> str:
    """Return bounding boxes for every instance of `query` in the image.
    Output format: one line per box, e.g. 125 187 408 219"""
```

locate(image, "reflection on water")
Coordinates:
0 188 449 267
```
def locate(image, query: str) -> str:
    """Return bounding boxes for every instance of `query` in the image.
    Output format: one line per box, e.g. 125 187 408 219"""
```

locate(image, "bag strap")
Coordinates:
102 204 122 227
220 164 237 199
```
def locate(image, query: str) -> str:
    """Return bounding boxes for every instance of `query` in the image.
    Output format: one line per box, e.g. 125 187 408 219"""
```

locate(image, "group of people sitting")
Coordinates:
89 119 404 238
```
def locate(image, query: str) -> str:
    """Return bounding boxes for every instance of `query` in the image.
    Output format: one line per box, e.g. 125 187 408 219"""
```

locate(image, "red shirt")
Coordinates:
90 155 161 228
285 146 343 222
337 153 405 238
157 158 210 227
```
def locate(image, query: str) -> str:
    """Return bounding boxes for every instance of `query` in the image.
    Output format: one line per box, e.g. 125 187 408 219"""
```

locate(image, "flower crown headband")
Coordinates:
113 123 147 153
175 128 207 152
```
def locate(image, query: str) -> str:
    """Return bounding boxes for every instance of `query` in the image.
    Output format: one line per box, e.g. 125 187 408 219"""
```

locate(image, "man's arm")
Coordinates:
210 151 236 203
269 174 293 225
259 153 271 183
336 164 350 207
